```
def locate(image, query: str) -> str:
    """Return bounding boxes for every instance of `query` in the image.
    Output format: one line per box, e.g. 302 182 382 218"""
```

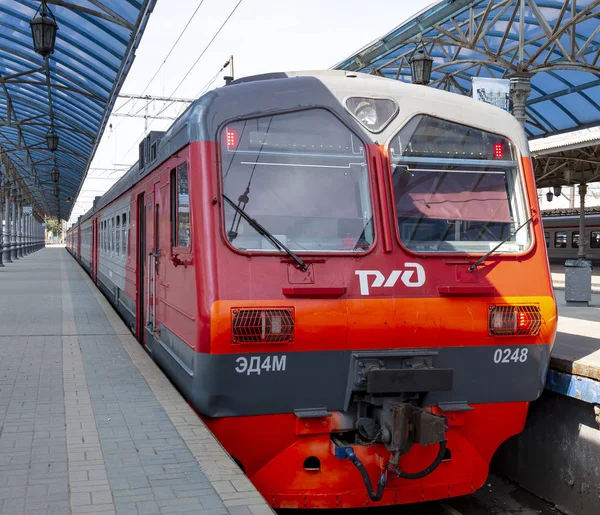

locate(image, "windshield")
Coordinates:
221 109 373 253
389 115 530 254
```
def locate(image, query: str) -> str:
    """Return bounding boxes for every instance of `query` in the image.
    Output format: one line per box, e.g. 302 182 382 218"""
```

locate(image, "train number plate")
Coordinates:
493 348 529 364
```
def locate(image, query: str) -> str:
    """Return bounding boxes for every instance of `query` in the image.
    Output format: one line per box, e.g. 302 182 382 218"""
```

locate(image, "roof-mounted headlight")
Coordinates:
345 97 398 133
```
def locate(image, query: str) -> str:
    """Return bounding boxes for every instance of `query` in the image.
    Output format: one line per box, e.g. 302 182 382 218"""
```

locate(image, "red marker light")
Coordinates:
517 310 532 332
226 129 237 148
493 143 503 159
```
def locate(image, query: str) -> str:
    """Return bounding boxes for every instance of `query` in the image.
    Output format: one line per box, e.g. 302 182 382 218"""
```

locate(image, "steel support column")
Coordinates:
17 199 23 258
564 183 592 304
4 189 12 263
509 74 532 126
578 184 588 258
0 195 4 267
27 213 31 254
23 212 28 256
10 192 17 261
23 208 27 255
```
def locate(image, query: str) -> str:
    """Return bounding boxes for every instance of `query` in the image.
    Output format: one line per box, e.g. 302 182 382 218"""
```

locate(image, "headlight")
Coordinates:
355 101 378 128
345 97 398 132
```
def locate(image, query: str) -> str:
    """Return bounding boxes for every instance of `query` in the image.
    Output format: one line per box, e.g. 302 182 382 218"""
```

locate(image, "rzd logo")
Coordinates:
355 263 426 296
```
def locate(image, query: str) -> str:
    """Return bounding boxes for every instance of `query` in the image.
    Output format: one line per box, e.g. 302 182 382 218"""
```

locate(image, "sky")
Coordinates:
65 0 600 226
66 0 436 225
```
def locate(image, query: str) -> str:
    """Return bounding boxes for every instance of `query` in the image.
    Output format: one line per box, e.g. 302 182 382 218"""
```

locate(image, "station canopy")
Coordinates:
333 0 600 142
0 0 156 220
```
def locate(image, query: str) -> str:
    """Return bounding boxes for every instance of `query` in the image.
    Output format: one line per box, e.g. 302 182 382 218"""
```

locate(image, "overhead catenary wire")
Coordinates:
113 0 206 119
118 0 245 164
158 0 244 105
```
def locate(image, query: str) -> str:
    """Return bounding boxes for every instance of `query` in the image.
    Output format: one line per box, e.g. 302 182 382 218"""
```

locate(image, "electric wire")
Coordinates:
118 0 244 164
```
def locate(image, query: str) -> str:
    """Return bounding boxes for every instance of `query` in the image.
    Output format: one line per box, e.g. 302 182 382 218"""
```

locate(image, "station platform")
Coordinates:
549 269 600 400
0 247 271 515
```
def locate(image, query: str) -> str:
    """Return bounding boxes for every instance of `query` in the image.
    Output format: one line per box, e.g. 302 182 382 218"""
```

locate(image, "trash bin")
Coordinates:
564 259 592 304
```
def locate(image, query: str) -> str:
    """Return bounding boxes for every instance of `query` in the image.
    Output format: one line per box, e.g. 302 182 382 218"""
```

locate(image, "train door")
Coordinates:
136 191 156 346
136 193 146 342
91 218 99 283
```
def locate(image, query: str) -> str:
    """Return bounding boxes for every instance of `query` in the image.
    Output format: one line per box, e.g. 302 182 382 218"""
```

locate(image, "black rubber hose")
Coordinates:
392 440 447 480
344 448 387 502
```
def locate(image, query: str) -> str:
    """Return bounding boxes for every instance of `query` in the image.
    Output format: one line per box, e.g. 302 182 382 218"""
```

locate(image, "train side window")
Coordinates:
591 231 600 249
544 231 549 248
572 231 579 248
116 216 121 256
171 163 190 248
554 232 567 248
122 212 127 256
127 209 131 257
112 217 115 254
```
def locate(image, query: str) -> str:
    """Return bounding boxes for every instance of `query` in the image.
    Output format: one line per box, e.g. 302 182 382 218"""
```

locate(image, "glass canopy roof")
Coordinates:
334 0 600 140
0 0 156 219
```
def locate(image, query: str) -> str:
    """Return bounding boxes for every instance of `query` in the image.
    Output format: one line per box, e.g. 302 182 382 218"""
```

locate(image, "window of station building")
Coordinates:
170 163 190 248
220 109 373 253
544 231 549 248
122 212 127 256
116 215 121 256
591 231 600 249
555 232 567 248
388 115 529 254
572 231 579 248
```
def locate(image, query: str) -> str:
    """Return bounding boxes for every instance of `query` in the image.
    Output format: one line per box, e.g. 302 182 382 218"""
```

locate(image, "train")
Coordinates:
66 70 557 509
541 207 600 265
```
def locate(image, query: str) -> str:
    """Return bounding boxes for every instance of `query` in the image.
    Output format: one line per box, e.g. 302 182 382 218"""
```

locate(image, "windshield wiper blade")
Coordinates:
222 194 308 272
468 215 534 272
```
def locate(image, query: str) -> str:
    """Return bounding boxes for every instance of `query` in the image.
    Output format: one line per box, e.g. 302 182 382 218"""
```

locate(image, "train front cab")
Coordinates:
136 75 557 508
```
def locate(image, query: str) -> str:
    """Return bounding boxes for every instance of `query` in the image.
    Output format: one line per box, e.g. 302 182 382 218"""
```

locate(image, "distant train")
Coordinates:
541 207 600 265
67 70 557 509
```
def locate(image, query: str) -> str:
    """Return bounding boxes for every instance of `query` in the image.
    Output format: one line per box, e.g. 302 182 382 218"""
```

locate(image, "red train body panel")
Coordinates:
67 71 557 509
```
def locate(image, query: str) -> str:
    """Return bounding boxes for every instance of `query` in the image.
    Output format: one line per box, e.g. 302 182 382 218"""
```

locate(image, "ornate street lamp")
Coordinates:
46 130 58 151
553 185 562 197
546 191 553 202
51 169 59 182
30 1 58 58
409 46 434 86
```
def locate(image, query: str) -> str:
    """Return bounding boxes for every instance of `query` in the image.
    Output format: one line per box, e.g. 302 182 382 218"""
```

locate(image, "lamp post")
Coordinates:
30 1 58 58
409 47 433 86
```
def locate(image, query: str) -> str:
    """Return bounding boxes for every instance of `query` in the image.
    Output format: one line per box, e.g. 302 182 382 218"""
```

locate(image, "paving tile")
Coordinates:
0 248 273 515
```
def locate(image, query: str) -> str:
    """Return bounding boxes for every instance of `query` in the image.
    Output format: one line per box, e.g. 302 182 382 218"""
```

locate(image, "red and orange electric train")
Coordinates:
67 70 557 509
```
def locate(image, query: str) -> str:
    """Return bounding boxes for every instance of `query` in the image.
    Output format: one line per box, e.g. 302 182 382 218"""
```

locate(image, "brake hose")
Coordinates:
343 448 387 502
388 440 447 480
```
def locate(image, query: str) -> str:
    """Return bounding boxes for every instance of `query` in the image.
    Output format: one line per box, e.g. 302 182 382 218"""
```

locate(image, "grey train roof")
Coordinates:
542 206 600 217
76 69 528 225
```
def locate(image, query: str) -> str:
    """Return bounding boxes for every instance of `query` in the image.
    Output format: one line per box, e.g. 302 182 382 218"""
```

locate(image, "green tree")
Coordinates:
46 217 62 236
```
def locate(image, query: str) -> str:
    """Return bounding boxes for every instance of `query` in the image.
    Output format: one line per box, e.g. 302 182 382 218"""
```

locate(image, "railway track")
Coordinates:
281 474 565 514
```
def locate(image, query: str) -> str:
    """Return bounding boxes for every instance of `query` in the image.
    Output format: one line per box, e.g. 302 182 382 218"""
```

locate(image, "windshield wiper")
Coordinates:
468 215 534 272
222 194 308 272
